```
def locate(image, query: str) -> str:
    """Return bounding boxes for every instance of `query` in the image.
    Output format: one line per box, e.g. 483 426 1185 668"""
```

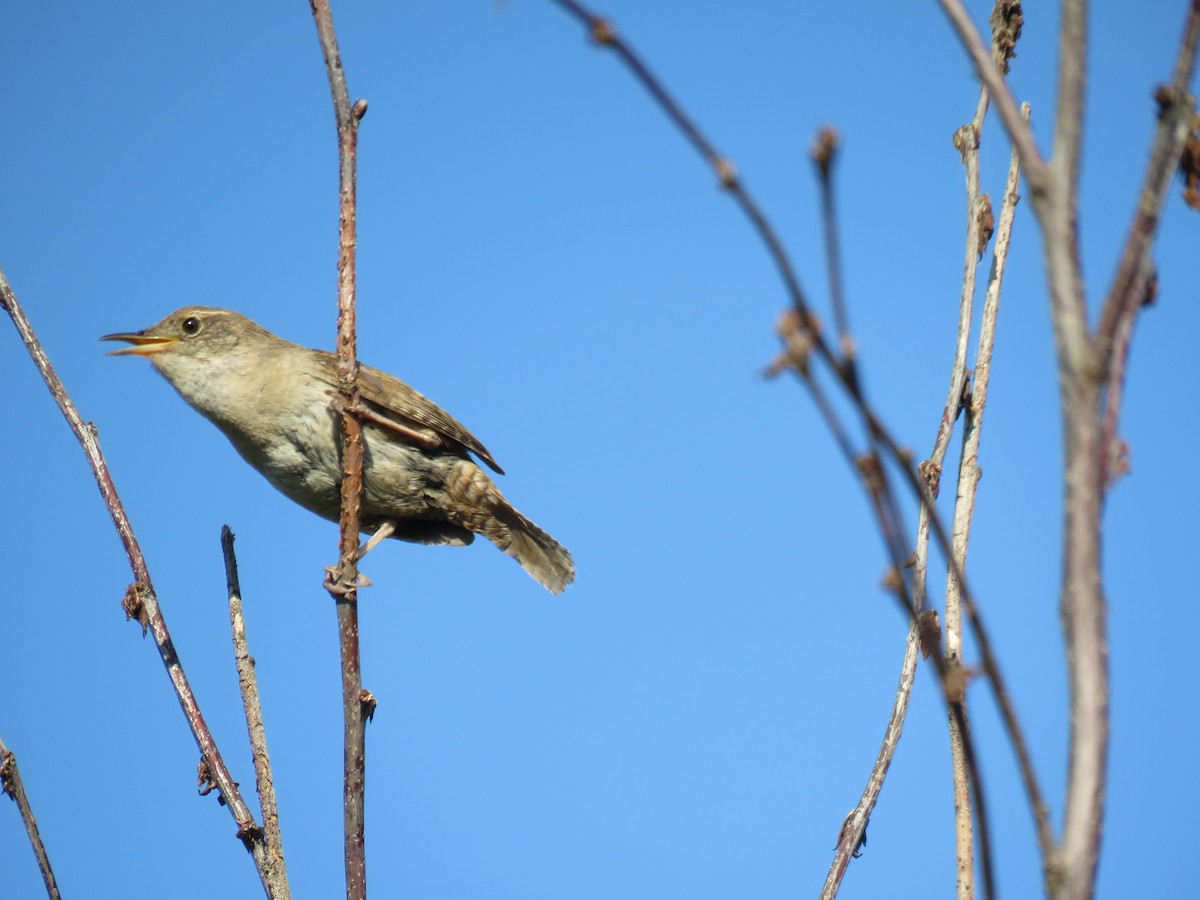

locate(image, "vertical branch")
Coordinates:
936 7 1024 878
945 114 986 900
944 119 985 662
938 3 1200 897
1051 0 1088 217
956 106 1055 870
307 2 370 897
945 99 1041 900
1043 6 1107 898
1057 7 1200 888
1052 378 1107 900
1038 0 1094 375
222 527 291 900
0 736 62 900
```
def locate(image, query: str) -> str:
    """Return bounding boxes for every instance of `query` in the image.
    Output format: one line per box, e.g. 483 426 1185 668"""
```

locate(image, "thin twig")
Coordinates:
914 53 1003 900
307 2 369 896
857 434 995 900
819 623 922 898
947 0 1095 379
1052 0 1088 212
779 287 1020 900
222 527 291 899
936 5 1113 897
1096 107 1178 364
551 0 1002 674
1098 305 1138 490
1097 1 1200 486
938 0 1048 194
868 389 1032 900
945 118 985 660
549 0 817 325
780 351 998 900
0 736 62 900
1173 0 1200 90
856 441 998 900
945 109 987 900
952 105 1055 871
552 2 1001 670
549 5 1013 894
810 128 855 371
947 102 1037 900
0 271 269 871
936 23 1027 883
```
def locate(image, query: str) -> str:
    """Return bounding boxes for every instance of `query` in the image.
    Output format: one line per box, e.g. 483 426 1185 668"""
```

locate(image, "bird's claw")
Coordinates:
323 565 374 594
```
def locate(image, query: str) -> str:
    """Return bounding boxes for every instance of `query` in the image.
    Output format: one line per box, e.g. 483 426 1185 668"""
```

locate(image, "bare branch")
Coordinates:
938 0 1048 193
943 105 989 900
955 108 1056 870
307 1 369 896
1051 6 1200 897
820 625 922 898
222 527 291 899
942 100 1059 897
906 108 1019 894
1051 399 1107 900
0 736 62 900
1172 0 1200 91
942 120 985 588
1052 0 1088 216
548 7 1029 895
940 13 1108 896
776 351 998 900
1097 0 1200 484
810 128 856 371
0 270 265 863
1047 10 1200 900
1098 299 1141 491
549 0 818 329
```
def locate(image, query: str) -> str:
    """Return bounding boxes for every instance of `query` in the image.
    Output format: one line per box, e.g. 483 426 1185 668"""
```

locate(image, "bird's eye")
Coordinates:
181 317 201 335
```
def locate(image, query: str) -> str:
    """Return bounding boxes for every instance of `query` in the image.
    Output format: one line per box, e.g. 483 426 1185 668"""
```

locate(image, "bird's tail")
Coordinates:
446 461 576 594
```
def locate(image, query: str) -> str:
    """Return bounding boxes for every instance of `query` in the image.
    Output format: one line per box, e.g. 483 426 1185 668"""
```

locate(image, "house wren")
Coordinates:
102 307 575 594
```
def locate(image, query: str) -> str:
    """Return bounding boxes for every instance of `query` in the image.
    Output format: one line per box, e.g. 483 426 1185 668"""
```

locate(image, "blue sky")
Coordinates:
2 2 1197 897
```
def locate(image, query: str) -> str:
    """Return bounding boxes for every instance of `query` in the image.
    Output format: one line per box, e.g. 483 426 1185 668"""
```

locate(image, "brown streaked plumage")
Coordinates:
102 306 574 594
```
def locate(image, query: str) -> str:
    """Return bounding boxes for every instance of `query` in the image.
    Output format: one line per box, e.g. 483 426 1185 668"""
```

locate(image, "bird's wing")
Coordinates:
354 362 505 474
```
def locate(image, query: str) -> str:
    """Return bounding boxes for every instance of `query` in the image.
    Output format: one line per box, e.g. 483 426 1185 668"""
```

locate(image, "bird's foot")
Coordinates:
323 565 375 594
357 519 397 560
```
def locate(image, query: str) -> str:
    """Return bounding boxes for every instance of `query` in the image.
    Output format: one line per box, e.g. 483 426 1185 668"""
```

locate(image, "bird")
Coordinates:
102 307 575 594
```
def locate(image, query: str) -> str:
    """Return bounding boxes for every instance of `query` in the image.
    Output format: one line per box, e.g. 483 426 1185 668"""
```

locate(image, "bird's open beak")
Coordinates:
100 331 179 357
